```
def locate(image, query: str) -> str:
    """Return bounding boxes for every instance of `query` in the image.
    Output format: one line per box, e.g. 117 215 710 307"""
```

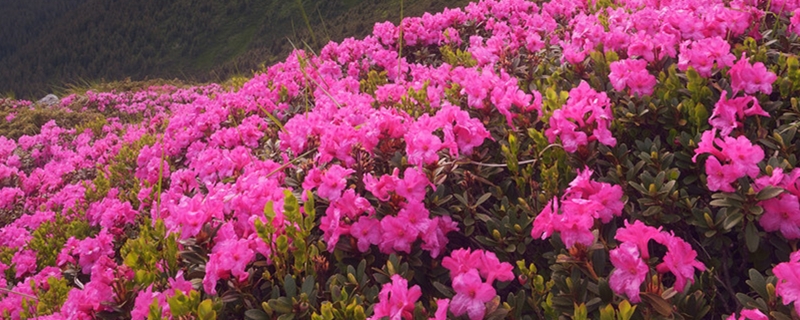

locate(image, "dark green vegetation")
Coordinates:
0 0 470 100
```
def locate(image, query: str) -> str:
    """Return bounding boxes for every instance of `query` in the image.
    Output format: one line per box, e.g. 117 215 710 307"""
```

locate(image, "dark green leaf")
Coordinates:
245 309 270 320
639 292 673 316
756 186 783 201
745 222 760 253
283 275 297 298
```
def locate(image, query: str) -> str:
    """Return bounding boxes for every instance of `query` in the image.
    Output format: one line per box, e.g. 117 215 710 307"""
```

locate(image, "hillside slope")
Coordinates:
0 0 469 99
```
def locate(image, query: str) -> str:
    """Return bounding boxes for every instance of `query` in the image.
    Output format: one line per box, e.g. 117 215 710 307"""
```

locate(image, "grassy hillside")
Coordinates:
0 0 470 100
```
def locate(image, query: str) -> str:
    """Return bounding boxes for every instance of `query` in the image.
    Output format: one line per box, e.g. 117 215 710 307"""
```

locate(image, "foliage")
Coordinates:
1 0 800 319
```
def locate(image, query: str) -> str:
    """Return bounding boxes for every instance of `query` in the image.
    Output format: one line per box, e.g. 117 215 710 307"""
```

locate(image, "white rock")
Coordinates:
37 94 59 106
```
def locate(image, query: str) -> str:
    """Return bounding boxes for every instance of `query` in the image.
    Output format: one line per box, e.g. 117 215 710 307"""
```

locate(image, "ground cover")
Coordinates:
1 0 800 319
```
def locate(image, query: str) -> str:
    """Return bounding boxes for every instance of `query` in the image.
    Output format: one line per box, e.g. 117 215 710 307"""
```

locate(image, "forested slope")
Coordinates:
0 0 469 99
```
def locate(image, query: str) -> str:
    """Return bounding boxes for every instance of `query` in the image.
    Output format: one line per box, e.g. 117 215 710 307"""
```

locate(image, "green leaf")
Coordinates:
639 292 672 317
301 275 315 296
599 304 615 320
599 278 614 304
723 210 743 231
245 309 270 320
278 313 296 320
433 281 455 297
124 252 140 268
264 200 276 220
197 299 216 320
475 192 492 207
167 291 191 317
573 303 588 320
745 222 760 253
268 297 294 314
617 300 636 320
284 275 297 298
747 269 768 299
755 186 784 201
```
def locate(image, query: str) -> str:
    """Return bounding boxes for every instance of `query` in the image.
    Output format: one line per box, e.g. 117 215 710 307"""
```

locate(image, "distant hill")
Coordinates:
0 0 470 100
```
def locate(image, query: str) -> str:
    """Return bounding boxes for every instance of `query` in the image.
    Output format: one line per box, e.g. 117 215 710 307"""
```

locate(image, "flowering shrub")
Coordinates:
1 0 800 318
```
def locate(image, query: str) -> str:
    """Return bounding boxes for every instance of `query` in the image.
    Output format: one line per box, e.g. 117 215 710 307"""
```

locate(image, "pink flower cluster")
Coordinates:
728 53 778 96
693 129 765 192
369 275 422 320
442 248 514 320
773 250 800 316
753 168 800 239
709 91 769 136
611 220 706 302
609 59 657 96
677 37 736 77
531 167 624 247
130 271 194 320
545 81 616 153
0 0 795 316
314 166 458 257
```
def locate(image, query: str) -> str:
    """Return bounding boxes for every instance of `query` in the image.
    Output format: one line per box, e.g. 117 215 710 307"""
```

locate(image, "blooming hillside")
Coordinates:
1 0 800 319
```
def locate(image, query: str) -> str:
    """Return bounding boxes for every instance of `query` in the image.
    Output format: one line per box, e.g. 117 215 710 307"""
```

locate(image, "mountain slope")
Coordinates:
0 0 470 99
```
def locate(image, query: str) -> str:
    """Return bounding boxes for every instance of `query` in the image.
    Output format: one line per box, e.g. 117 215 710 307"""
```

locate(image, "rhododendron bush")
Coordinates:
2 0 800 318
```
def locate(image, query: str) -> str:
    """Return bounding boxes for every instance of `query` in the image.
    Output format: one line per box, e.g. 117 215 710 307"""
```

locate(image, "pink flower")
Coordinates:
12 249 37 278
705 155 737 192
363 170 397 201
370 275 422 320
558 199 600 248
131 285 162 320
655 234 706 290
318 165 355 201
710 92 768 136
397 201 431 235
728 53 777 95
379 215 419 254
726 308 768 320
442 248 484 278
791 9 800 35
450 269 496 320
331 189 375 219
609 242 649 303
451 115 492 156
406 131 443 166
430 298 450 320
692 129 724 163
587 183 625 223
395 167 430 203
302 167 324 191
321 206 349 251
479 251 515 284
627 31 655 62
531 199 558 240
545 115 587 153
350 217 382 252
615 220 663 259
722 135 764 179
420 216 458 258
773 250 800 316
609 59 657 96
215 238 255 282
544 81 614 152
677 37 736 77
759 194 800 239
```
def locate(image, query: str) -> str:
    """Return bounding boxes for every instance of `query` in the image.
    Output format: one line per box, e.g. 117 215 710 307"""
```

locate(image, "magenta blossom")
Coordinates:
773 251 800 316
370 275 422 320
450 269 496 320
609 242 649 303
728 53 777 95
609 59 657 96
656 234 706 290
